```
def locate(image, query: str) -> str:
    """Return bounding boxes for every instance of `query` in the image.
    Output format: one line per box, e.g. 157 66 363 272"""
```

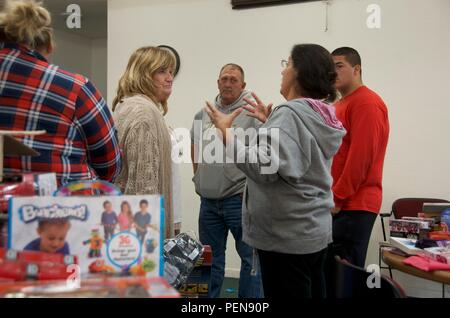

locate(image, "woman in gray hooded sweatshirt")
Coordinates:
205 44 346 298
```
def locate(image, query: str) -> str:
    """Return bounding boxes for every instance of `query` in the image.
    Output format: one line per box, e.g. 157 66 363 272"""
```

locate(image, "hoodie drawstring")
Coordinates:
251 249 258 276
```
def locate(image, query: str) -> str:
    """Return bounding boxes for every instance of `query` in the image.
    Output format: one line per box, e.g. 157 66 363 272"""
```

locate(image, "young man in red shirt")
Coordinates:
330 47 390 268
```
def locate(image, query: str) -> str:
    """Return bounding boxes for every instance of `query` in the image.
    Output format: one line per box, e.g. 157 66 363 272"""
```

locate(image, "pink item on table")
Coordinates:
403 255 450 271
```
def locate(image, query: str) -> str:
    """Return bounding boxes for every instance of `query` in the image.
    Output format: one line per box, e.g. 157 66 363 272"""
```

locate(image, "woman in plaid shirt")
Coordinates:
0 0 121 185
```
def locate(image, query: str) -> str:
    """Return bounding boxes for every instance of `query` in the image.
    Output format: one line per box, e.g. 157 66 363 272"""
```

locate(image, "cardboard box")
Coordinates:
389 237 422 255
178 264 211 298
9 195 164 277
389 219 429 239
422 203 450 217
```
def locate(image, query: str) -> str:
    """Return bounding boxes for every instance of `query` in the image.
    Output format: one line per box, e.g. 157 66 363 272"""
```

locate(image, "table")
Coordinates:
382 249 450 297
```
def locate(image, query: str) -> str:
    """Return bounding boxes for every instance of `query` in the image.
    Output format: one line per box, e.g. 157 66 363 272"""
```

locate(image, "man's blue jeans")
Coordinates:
199 194 262 298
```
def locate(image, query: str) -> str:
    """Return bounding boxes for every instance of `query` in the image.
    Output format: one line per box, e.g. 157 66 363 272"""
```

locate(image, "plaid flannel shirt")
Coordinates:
0 42 121 184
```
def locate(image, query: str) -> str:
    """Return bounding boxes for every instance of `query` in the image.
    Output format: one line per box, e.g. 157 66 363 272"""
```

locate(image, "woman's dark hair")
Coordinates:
290 44 337 102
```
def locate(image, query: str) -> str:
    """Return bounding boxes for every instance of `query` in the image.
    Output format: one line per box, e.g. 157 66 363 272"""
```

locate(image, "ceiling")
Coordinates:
43 0 107 39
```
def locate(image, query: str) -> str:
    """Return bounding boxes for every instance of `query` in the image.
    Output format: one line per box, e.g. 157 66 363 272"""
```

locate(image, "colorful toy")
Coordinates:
54 180 122 197
128 263 146 276
88 259 115 274
83 229 105 258
128 258 156 276
141 258 156 273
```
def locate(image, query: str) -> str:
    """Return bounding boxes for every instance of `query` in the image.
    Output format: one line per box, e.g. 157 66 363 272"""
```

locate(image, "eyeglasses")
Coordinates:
281 59 288 68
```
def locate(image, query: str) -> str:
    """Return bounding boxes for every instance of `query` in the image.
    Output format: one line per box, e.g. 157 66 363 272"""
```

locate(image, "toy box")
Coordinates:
422 203 450 214
401 216 436 227
389 219 429 239
8 195 164 277
389 237 422 255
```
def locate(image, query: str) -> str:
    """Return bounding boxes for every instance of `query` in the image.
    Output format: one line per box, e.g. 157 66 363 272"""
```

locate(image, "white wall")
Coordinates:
108 0 450 293
51 29 92 78
50 30 108 98
91 38 108 97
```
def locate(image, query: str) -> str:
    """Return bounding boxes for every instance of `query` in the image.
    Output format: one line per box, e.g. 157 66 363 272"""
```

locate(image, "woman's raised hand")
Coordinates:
204 101 243 131
243 92 273 123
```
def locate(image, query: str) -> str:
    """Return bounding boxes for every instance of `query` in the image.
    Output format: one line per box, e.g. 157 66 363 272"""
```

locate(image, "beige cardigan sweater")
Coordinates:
113 94 174 238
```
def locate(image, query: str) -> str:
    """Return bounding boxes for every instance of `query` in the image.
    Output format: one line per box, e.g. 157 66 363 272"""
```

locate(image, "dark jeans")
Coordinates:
257 248 328 298
332 210 377 267
199 194 262 298
325 210 377 297
104 226 115 241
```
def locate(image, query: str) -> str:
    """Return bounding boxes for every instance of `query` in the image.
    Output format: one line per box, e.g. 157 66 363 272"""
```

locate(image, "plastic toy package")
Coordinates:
0 173 57 247
163 232 204 288
0 173 57 214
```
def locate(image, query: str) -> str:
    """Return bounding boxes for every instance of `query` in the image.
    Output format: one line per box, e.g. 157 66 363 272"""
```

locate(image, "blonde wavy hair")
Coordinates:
0 0 54 50
112 46 176 114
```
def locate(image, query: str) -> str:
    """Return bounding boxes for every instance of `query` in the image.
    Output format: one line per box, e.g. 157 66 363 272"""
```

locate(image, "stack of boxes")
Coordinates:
388 202 450 262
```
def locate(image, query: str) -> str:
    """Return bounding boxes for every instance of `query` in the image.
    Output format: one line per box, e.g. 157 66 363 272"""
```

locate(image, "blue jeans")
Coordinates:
199 194 263 298
136 230 147 244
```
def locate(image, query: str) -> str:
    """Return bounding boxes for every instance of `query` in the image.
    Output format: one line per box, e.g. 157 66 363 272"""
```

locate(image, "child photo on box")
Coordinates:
101 200 118 241
118 201 134 232
134 199 158 244
23 219 71 255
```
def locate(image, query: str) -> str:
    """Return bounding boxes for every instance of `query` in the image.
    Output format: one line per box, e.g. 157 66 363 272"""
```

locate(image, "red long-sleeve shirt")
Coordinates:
331 86 390 214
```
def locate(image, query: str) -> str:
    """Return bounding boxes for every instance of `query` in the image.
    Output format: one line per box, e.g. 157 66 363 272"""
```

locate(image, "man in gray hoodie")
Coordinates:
190 64 262 298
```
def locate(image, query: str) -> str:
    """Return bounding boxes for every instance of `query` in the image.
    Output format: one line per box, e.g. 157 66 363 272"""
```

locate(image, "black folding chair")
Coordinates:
335 255 406 298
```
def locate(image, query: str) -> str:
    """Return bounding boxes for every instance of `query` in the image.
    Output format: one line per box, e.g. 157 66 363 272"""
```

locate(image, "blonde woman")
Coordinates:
0 0 121 185
112 46 177 238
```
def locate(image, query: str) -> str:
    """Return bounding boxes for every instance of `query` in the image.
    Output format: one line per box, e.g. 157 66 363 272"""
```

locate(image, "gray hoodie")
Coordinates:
230 98 346 255
190 90 260 199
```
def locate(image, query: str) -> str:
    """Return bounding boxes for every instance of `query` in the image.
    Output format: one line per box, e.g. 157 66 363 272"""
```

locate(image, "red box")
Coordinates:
178 245 212 298
0 248 78 281
199 245 212 266
0 174 35 213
